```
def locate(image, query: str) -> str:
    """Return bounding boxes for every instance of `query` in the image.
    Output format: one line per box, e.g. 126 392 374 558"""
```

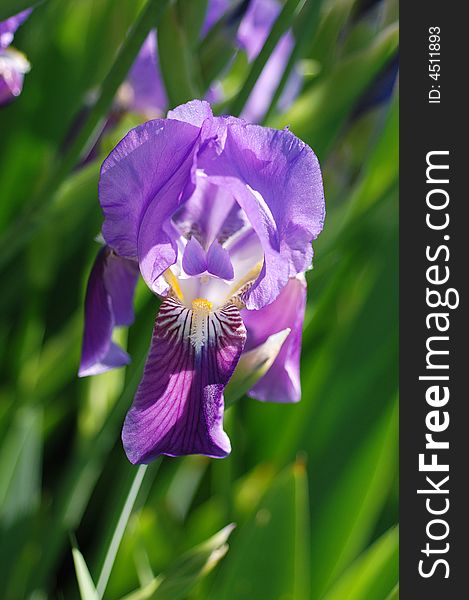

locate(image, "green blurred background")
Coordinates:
0 0 398 598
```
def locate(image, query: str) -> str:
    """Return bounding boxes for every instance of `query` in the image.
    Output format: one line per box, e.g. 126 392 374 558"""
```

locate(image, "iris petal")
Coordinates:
207 240 234 280
0 9 32 49
122 297 246 462
79 247 139 377
182 236 207 276
242 275 306 403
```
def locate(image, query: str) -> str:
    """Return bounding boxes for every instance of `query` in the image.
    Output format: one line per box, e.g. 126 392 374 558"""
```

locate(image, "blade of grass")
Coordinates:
311 398 398 597
385 584 399 600
228 0 306 117
157 1 202 107
96 463 157 599
210 462 310 600
262 0 323 123
120 525 235 600
322 527 398 600
72 539 100 600
272 22 398 156
0 0 44 21
27 354 147 595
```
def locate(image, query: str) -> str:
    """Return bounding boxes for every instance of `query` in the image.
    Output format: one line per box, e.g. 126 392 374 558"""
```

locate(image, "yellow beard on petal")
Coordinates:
190 298 213 351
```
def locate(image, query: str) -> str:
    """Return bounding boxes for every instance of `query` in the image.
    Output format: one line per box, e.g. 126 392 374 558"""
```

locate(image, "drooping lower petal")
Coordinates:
122 297 246 462
79 247 139 377
242 275 307 403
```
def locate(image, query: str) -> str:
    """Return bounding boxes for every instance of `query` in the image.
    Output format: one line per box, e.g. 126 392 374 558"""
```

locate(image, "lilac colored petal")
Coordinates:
122 297 246 462
79 247 139 378
241 33 300 123
197 118 325 309
167 98 213 127
207 240 234 280
0 47 30 105
0 9 32 48
236 0 302 123
182 236 207 276
242 275 306 402
172 175 240 248
237 0 278 60
99 117 202 290
127 31 167 117
0 67 23 104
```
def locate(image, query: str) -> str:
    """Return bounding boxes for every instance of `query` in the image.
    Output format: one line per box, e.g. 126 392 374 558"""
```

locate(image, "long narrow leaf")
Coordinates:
96 464 153 598
0 0 170 270
322 527 398 600
263 0 324 123
229 0 306 116
72 543 99 600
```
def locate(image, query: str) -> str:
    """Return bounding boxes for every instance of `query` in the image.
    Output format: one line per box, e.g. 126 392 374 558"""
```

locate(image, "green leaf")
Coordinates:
26 353 149 593
272 22 398 156
96 464 154 598
158 2 202 107
311 398 398 597
72 543 99 600
0 0 170 271
308 0 359 68
385 584 399 600
0 407 42 597
347 91 399 217
120 524 235 600
0 406 42 524
177 0 208 48
322 527 398 600
263 0 324 123
229 0 307 116
210 462 310 600
0 0 42 21
198 0 243 89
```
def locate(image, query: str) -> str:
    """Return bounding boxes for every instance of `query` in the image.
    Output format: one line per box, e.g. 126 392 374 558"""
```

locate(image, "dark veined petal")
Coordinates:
122 297 246 462
79 247 139 377
242 275 306 403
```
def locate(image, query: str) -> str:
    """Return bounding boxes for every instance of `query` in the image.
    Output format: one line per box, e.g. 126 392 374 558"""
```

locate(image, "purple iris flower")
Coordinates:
123 0 300 122
0 9 31 105
79 100 325 462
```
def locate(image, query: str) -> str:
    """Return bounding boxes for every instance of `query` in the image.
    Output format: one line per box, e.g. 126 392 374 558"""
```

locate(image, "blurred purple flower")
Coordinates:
123 0 300 122
121 30 167 119
79 100 324 462
0 9 31 105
